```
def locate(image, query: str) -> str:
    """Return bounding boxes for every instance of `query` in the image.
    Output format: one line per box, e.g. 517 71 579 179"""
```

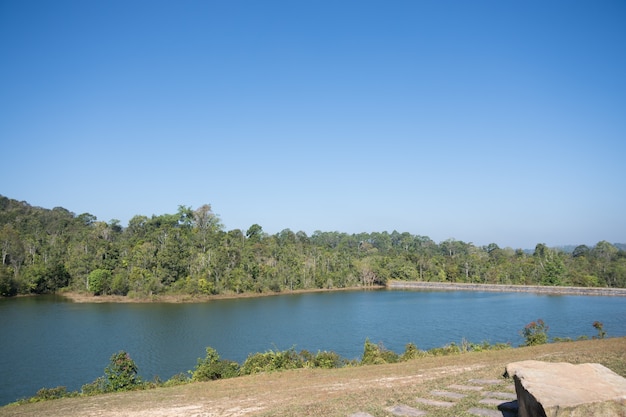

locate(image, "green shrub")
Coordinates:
553 337 573 343
490 342 512 350
428 342 461 356
240 347 305 375
104 351 140 391
299 349 315 365
593 321 606 339
472 341 491 352
163 372 191 387
520 319 549 346
313 350 346 369
401 342 422 360
361 338 399 365
241 352 271 374
81 377 106 396
192 347 240 381
32 386 72 402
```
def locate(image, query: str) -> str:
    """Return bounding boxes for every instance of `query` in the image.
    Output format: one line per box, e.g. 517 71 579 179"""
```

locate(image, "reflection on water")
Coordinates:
0 289 625 405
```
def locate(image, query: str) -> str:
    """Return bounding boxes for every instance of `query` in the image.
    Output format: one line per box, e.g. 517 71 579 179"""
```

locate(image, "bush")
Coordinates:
81 377 106 396
163 372 191 387
490 342 512 350
361 338 399 365
104 351 140 391
32 386 71 401
553 337 573 343
313 350 346 369
192 347 240 381
520 319 549 346
428 342 461 356
593 321 606 339
401 342 422 360
240 347 305 375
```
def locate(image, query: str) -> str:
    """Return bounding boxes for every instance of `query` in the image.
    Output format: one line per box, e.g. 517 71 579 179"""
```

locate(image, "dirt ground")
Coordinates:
2 337 624 417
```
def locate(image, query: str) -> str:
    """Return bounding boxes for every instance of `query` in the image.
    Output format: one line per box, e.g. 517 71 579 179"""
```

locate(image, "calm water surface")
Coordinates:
1 289 625 405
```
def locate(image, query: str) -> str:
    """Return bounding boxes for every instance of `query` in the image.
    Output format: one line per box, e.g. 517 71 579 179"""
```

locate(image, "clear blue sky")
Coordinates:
1 0 625 249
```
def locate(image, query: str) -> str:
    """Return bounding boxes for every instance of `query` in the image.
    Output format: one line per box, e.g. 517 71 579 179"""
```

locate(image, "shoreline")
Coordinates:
10 281 626 303
59 285 385 303
387 280 626 297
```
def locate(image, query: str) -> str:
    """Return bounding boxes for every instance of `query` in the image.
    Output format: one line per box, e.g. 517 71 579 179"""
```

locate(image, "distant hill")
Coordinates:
554 243 626 253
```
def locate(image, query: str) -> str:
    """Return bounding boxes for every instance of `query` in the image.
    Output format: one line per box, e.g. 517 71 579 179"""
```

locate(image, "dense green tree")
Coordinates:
25 262 71 294
0 265 17 296
88 269 112 295
246 224 264 242
572 244 590 258
1 194 626 298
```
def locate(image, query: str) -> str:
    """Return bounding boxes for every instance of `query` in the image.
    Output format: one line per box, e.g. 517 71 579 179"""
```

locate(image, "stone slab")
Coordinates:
468 408 517 417
385 404 427 416
414 397 455 407
430 389 467 399
479 398 519 410
448 384 484 391
480 397 508 406
468 408 501 417
469 378 503 385
348 413 375 417
483 391 518 400
506 360 626 417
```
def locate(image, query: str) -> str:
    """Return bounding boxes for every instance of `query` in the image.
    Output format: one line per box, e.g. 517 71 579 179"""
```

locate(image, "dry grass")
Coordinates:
2 337 625 417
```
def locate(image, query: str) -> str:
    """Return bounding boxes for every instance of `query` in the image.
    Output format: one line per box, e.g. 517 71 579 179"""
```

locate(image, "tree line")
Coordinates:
1 195 625 297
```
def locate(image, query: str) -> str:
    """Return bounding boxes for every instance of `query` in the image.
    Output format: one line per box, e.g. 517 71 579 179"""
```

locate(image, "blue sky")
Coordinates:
1 0 625 249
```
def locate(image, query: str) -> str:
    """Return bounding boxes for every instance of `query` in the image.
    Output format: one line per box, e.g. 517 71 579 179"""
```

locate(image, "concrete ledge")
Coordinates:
388 281 626 297
505 360 626 417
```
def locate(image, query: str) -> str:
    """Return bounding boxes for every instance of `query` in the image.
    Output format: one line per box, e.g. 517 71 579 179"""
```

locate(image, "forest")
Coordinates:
1 195 625 297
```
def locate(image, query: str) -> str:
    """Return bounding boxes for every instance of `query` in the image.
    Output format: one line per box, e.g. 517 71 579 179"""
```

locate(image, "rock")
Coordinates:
468 408 517 417
483 391 518 400
385 404 427 416
449 384 484 391
469 378 503 385
414 397 455 407
506 360 626 417
430 389 467 399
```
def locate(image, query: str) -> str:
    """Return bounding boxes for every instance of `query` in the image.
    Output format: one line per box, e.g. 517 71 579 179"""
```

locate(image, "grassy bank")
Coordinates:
2 337 624 417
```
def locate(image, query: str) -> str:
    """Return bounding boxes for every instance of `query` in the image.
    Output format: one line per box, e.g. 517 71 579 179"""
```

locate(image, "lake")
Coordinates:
1 289 625 405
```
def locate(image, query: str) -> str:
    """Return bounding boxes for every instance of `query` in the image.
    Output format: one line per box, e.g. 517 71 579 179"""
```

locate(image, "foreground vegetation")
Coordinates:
9 319 608 406
3 337 625 417
12 339 512 405
1 195 625 298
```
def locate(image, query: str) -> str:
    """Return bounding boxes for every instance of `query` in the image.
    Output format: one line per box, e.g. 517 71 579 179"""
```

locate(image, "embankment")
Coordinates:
387 280 626 297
